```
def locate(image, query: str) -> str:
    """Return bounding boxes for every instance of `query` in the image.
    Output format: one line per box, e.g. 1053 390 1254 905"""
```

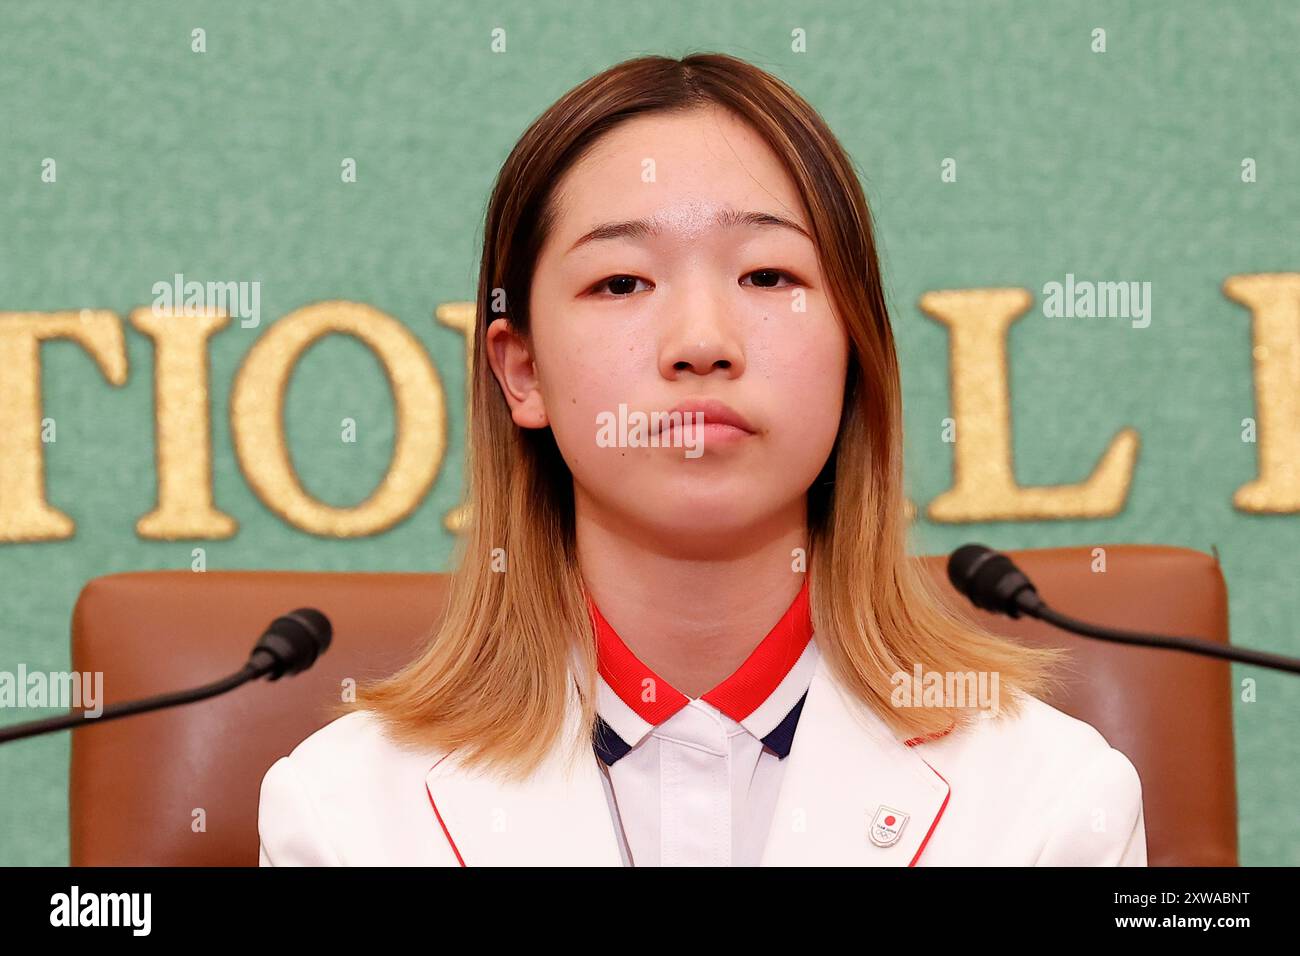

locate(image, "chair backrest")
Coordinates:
69 545 1237 866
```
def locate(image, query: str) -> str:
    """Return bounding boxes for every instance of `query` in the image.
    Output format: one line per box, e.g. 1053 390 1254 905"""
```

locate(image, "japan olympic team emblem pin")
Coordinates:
868 805 910 847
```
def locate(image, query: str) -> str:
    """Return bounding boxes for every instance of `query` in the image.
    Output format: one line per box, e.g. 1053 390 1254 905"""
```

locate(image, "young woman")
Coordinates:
258 52 1147 867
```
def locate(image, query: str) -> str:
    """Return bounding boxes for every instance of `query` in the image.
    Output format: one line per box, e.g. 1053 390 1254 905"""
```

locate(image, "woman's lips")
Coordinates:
658 419 753 444
653 398 756 436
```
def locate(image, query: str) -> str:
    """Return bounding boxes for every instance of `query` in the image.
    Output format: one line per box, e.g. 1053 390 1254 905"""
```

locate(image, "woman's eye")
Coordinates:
741 268 799 289
587 270 800 296
590 275 652 297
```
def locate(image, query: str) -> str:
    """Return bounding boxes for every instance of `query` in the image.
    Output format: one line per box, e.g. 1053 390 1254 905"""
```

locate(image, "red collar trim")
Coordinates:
587 578 813 726
904 720 958 747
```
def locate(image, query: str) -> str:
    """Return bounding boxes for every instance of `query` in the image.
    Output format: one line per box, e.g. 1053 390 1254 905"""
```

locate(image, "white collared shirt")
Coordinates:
594 639 820 866
585 579 817 867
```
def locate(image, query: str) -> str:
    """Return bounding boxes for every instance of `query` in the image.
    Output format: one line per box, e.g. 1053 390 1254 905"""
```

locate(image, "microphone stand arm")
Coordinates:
1015 592 1300 675
0 660 271 745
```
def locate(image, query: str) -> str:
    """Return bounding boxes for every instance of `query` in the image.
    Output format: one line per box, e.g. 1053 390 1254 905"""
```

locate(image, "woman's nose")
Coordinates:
657 279 746 378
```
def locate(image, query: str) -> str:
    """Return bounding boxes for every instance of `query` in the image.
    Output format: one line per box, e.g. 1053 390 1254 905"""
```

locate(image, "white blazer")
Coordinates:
258 648 1148 866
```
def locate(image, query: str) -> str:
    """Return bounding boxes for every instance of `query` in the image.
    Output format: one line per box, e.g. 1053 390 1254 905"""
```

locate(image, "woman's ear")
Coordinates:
484 316 550 429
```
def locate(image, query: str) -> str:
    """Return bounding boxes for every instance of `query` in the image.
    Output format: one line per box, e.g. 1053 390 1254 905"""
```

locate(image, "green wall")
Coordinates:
1 0 1296 865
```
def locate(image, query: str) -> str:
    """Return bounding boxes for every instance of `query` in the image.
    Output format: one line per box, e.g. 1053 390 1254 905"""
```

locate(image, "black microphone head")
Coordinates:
251 608 333 680
947 544 995 592
947 544 1042 618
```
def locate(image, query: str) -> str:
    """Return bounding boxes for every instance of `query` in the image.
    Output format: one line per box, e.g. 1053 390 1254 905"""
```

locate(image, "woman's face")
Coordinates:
487 104 850 540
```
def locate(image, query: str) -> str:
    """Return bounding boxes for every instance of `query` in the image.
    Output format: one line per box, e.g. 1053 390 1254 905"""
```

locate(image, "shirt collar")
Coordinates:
587 578 815 765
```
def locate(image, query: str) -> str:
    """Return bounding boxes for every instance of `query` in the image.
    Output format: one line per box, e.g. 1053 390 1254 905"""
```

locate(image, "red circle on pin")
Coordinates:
884 815 896 826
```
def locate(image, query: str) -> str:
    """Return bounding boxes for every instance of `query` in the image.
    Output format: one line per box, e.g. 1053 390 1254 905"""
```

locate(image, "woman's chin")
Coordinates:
621 496 776 540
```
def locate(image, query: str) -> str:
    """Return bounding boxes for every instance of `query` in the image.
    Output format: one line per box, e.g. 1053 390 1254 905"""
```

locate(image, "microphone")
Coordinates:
0 608 332 745
947 545 1300 675
248 608 333 679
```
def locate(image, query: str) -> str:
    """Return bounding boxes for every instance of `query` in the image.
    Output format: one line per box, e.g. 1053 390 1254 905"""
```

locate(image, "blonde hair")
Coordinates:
348 53 1066 779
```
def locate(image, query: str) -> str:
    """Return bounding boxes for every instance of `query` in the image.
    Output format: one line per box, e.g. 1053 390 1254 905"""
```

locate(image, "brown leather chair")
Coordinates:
68 545 1237 866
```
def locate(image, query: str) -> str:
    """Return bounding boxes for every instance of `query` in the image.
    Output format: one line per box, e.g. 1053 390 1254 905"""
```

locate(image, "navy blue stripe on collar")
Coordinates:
593 714 634 766
593 690 809 767
760 689 807 758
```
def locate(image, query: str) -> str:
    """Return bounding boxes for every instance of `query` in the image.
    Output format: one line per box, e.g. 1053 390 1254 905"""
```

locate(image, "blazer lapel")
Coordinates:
423 676 624 866
759 653 952 866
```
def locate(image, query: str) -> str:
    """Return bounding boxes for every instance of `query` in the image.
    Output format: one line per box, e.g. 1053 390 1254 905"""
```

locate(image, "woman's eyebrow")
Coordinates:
565 208 811 254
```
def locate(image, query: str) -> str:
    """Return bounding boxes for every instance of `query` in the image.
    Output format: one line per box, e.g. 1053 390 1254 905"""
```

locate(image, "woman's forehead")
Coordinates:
547 112 811 251
558 201 813 261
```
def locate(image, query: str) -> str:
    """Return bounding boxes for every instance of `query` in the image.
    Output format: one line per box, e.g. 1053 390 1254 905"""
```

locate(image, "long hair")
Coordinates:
349 53 1066 779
